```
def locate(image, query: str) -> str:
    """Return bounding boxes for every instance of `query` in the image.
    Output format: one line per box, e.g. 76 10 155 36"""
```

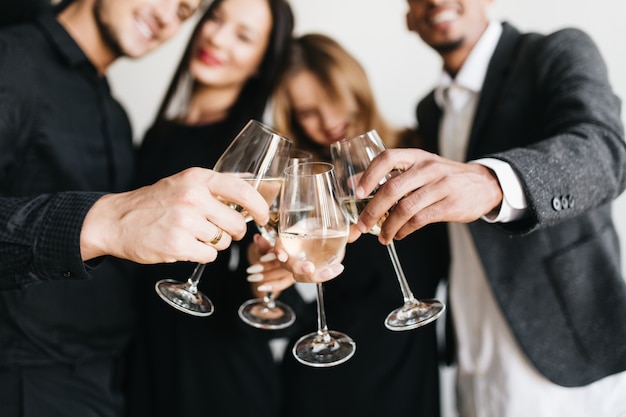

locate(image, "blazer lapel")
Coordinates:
466 22 523 160
416 91 442 154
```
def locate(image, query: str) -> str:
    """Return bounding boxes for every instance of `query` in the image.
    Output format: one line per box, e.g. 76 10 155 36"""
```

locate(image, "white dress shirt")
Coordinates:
438 20 626 417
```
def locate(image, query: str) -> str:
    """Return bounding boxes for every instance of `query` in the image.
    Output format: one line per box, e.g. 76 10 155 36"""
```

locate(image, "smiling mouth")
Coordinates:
198 49 223 66
135 16 155 41
430 9 459 25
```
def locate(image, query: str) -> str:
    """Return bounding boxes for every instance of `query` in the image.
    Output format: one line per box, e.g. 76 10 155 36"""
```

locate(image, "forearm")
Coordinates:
0 192 103 289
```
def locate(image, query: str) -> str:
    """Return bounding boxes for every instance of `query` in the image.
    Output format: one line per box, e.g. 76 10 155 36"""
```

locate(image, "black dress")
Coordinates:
279 223 448 417
125 118 284 417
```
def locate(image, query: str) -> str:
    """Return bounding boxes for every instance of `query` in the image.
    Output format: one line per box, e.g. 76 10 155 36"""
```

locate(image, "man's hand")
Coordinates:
80 167 270 264
355 148 503 244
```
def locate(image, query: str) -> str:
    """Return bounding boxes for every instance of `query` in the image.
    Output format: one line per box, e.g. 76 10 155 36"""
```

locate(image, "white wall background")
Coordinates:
109 1 626 415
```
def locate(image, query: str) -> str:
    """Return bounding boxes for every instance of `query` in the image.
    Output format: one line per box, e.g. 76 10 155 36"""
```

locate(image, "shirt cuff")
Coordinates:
471 158 527 223
34 191 106 281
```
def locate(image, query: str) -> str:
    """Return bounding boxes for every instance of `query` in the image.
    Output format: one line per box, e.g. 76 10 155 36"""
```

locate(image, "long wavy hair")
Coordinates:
273 33 411 161
153 0 294 128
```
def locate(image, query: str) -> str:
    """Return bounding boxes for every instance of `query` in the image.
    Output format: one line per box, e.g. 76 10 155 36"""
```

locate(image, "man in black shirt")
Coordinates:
0 0 275 415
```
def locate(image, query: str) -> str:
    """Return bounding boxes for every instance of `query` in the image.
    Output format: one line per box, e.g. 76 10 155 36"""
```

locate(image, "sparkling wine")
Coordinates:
342 196 390 236
278 225 347 277
257 204 313 244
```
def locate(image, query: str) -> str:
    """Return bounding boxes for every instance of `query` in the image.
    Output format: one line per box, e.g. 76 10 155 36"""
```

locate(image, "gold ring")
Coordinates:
210 228 223 245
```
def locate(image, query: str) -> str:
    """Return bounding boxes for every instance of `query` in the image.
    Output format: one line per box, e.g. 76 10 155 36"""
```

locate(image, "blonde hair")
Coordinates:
273 34 411 160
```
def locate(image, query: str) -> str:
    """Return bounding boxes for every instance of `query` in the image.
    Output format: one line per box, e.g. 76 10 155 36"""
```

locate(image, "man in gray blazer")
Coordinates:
352 0 626 415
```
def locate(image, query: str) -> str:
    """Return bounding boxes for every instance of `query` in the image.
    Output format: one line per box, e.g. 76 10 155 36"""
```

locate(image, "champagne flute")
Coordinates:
277 162 355 367
155 120 292 316
330 130 445 331
238 149 312 329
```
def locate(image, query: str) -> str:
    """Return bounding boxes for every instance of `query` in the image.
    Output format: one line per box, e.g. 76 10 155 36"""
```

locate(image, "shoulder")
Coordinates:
0 22 46 78
509 25 607 81
518 26 600 60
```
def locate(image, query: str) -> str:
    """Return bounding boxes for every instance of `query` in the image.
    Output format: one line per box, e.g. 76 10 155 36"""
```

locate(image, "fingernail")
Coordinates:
246 264 264 274
260 253 277 262
276 251 288 262
247 273 264 282
356 186 365 198
257 284 272 292
301 262 315 274
319 264 344 280
356 221 367 234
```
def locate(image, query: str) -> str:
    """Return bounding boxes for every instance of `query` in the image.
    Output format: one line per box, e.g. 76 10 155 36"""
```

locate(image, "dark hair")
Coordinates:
154 0 294 127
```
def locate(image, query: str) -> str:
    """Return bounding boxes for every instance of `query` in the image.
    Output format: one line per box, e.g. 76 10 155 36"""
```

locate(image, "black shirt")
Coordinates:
0 13 136 366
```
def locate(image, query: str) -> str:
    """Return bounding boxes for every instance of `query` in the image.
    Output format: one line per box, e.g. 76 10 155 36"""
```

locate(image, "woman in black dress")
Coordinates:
124 1 294 416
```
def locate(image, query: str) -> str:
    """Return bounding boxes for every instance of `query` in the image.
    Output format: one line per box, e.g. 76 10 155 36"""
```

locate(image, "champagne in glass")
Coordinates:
238 149 312 330
331 130 445 331
154 120 292 317
277 162 355 367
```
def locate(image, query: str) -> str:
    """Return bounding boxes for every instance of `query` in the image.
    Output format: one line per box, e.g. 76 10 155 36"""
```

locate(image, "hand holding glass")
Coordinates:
277 162 355 367
330 130 445 331
155 120 292 316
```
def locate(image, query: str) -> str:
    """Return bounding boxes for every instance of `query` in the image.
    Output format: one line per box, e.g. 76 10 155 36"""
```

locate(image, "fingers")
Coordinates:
198 224 232 251
354 149 422 237
253 233 274 253
208 172 270 228
246 252 295 293
375 178 445 243
293 262 345 283
271 245 345 283
347 224 363 243
355 148 414 198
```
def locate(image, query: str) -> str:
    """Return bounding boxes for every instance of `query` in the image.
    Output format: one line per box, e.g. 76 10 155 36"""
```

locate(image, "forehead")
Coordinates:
287 69 356 110
287 71 325 103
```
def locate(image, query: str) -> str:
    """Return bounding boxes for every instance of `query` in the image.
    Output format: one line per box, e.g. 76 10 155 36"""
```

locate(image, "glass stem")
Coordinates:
385 241 415 303
186 263 206 295
315 283 330 338
264 292 276 309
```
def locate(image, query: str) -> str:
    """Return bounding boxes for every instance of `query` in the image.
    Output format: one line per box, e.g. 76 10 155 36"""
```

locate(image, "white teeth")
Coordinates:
432 9 458 24
136 19 154 40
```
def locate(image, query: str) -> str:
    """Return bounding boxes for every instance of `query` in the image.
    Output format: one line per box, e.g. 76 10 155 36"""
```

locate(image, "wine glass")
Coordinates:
330 130 445 331
277 162 355 367
155 120 292 316
238 149 312 330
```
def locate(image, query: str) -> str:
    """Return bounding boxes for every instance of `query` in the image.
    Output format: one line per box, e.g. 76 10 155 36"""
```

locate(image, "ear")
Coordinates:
406 12 417 32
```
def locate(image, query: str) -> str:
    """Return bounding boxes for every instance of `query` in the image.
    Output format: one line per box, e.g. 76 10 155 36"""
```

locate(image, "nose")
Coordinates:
205 25 230 48
320 106 344 135
156 0 177 23
153 0 186 33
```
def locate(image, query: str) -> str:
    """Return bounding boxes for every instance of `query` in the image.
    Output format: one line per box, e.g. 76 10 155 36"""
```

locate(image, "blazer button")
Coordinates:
561 195 569 209
552 197 562 211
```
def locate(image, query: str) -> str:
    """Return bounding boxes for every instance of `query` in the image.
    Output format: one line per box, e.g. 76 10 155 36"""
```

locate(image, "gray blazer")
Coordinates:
417 22 626 387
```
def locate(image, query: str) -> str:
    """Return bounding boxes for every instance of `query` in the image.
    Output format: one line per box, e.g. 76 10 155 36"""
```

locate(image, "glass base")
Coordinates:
292 330 356 367
385 298 445 331
238 298 296 330
155 279 214 317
